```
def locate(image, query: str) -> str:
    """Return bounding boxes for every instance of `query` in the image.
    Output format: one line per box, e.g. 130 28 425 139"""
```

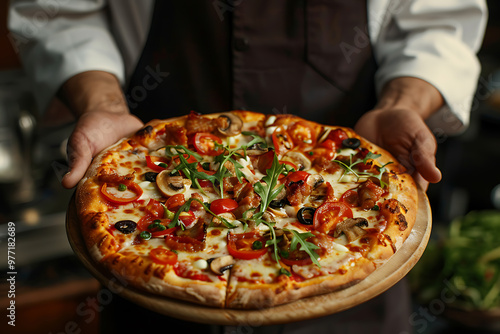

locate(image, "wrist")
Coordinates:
375 77 444 120
60 71 128 117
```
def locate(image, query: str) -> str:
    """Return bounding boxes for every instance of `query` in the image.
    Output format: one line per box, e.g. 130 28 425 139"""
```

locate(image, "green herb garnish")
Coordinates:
253 154 285 218
334 151 392 187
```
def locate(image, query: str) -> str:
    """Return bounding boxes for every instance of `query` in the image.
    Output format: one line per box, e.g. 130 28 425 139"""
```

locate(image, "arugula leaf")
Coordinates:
167 198 235 229
263 222 284 269
164 145 202 161
333 152 392 188
253 154 285 217
284 229 321 267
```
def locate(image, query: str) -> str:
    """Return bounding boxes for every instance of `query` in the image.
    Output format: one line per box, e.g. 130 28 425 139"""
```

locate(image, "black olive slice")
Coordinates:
297 207 316 225
342 138 361 149
270 198 288 209
144 172 158 182
114 220 137 234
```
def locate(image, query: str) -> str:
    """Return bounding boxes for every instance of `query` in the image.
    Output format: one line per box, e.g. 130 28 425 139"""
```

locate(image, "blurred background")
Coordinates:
1 1 500 334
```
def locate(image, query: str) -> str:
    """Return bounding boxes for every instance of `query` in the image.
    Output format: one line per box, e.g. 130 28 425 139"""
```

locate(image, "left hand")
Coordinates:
354 107 442 190
354 77 445 190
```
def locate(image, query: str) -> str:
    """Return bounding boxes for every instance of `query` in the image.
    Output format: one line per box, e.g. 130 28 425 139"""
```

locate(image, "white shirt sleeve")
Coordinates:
370 0 488 135
8 0 126 113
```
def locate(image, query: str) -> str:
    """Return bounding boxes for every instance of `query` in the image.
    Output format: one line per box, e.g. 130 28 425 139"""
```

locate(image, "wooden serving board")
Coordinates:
66 187 431 326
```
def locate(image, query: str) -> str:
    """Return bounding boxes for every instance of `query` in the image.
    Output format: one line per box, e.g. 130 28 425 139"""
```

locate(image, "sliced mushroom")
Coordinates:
217 113 243 136
245 145 269 156
282 152 312 171
333 217 369 242
306 174 324 189
209 255 235 275
156 170 192 196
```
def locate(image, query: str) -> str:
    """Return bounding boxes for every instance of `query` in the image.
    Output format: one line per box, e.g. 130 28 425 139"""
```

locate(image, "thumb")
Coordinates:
61 129 94 189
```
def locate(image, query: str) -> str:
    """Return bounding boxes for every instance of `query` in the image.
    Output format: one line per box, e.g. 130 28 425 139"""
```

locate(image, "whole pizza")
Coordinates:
75 111 418 309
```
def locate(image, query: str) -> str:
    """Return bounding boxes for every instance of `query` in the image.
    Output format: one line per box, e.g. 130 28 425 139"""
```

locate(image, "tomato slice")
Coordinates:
179 210 197 228
193 132 223 156
146 155 169 172
137 214 155 231
313 201 353 234
173 153 198 165
326 129 348 149
281 249 313 266
145 198 165 218
210 198 238 215
100 181 143 205
151 226 178 238
286 171 310 185
149 247 178 265
165 194 186 211
272 126 294 156
227 232 267 260
319 139 336 151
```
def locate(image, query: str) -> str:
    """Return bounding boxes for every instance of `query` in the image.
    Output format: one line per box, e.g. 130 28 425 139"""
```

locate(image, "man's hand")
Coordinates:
354 77 444 190
62 111 143 188
58 71 143 188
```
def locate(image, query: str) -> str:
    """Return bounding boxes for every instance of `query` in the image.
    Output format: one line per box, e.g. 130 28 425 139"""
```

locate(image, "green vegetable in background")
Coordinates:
410 210 500 311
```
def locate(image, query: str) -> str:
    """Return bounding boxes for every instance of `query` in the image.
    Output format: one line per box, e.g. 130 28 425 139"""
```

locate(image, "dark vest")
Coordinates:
126 0 377 127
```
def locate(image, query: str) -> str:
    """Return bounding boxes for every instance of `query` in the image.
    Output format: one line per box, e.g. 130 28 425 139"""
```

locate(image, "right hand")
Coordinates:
57 71 144 188
62 110 143 188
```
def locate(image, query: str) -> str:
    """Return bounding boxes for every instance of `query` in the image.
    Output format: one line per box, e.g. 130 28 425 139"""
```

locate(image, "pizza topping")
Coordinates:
164 123 188 146
193 132 224 156
149 247 178 265
342 138 361 149
209 255 235 275
210 198 239 215
357 179 385 210
185 111 223 135
297 207 316 225
313 201 353 234
100 181 143 205
280 151 311 171
334 151 392 187
272 126 294 157
144 171 159 182
227 232 268 260
287 121 317 147
217 113 243 136
146 155 169 172
165 234 205 252
114 220 137 234
285 171 313 206
333 217 368 242
156 171 192 196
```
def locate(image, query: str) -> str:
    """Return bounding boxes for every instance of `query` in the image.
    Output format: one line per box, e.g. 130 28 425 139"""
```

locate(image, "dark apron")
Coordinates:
126 0 377 127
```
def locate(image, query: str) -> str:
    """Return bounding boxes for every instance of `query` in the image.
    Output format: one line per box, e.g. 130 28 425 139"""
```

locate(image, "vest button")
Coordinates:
234 37 249 52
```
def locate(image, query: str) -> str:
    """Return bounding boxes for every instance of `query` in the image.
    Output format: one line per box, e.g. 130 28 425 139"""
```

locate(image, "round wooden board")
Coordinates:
66 187 431 326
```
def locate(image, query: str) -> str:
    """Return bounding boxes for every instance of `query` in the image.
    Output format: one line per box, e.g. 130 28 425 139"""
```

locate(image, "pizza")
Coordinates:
74 110 418 309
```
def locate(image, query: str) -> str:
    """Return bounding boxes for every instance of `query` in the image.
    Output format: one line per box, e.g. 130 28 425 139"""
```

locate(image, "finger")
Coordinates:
410 132 442 184
61 130 94 189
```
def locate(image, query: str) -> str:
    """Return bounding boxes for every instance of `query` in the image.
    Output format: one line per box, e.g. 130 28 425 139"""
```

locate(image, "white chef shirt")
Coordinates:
7 0 487 135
